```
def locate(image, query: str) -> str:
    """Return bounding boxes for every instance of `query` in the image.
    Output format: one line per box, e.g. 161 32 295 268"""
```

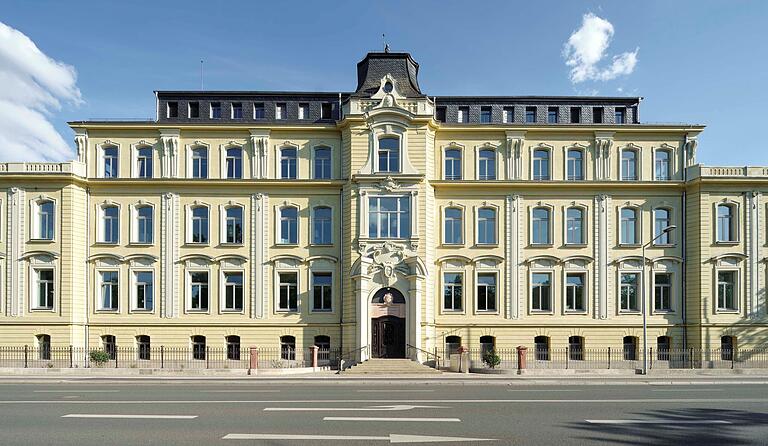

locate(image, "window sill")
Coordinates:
652 244 676 248
94 242 120 246
276 309 299 314
619 310 641 315
184 243 210 247
441 243 465 248
530 310 554 315
221 309 244 314
129 309 154 314
186 309 210 314
441 309 465 315
475 243 499 248
714 241 740 246
95 309 119 313
564 243 588 248
652 310 675 315
530 243 554 248
219 243 245 247
618 244 641 248
564 310 588 315
310 309 333 313
276 243 299 247
29 308 55 312
128 242 154 247
310 243 334 247
715 309 740 314
29 238 55 244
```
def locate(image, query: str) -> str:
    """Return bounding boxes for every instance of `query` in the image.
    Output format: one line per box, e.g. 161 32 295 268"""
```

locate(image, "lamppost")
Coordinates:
642 224 677 375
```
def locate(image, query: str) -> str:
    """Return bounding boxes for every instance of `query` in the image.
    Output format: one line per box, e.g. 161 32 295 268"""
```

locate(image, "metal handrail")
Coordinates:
336 345 368 371
406 344 441 369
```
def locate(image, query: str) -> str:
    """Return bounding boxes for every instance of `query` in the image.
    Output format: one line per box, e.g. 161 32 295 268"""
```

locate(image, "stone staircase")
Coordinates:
341 358 442 375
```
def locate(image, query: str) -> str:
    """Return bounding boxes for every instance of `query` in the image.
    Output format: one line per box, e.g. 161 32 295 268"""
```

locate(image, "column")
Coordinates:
595 194 609 319
251 193 266 318
747 191 760 318
161 192 179 318
6 187 24 317
506 195 520 319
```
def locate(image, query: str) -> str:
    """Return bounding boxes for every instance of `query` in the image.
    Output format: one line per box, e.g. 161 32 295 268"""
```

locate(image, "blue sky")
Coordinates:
1 0 766 165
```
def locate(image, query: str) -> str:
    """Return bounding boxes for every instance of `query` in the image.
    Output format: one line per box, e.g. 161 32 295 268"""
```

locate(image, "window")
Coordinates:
547 107 558 123
480 335 495 356
567 149 584 180
226 148 243 179
377 137 400 173
278 272 298 311
620 208 638 245
623 336 638 361
137 335 150 360
37 335 51 360
210 102 221 119
531 272 552 312
569 336 584 360
102 335 116 360
275 103 286 119
457 106 469 123
654 273 672 311
226 335 241 361
525 107 536 123
477 207 496 245
654 208 672 244
592 107 604 124
188 101 200 118
435 106 447 122
254 102 265 119
721 336 735 361
503 106 514 123
534 336 550 361
443 272 463 311
321 103 333 120
716 204 737 242
101 205 119 244
615 107 626 124
279 206 298 244
565 272 586 312
191 147 208 179
657 336 671 361
99 271 119 311
192 336 206 360
566 207 585 245
190 206 209 244
280 147 297 179
655 149 671 180
280 335 296 360
33 269 54 309
133 271 153 311
103 147 118 178
225 207 243 244
532 149 550 180
444 149 462 180
480 106 492 123
478 149 496 180
36 200 55 240
232 102 243 119
570 107 581 123
444 208 463 245
445 336 462 355
476 273 497 312
312 272 332 311
620 273 640 312
167 102 178 118
136 147 153 178
223 272 243 311
298 103 309 120
313 147 332 179
621 149 638 180
189 271 209 311
531 207 551 245
368 196 410 239
135 206 153 244
717 270 737 310
312 206 332 245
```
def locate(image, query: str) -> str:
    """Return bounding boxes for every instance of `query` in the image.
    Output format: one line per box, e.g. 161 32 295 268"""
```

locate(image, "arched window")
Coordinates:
621 149 638 181
623 336 638 361
531 207 551 245
314 335 331 364
444 207 463 245
37 334 51 360
655 149 671 180
191 147 208 179
35 200 55 240
225 147 243 179
191 335 206 360
280 147 297 179
620 207 638 245
136 335 150 360
478 149 496 180
657 336 671 361
532 149 550 180
279 206 299 244
477 207 496 245
721 335 735 361
101 205 120 244
103 146 119 178
654 208 672 245
280 335 296 361
568 336 584 361
312 206 332 245
313 147 332 179
102 335 116 360
226 335 241 361
135 205 153 244
716 204 737 242
534 336 550 361
136 147 153 178
445 335 462 355
378 137 400 173
566 207 584 245
480 335 495 356
567 149 584 180
190 206 209 244
225 206 243 244
444 148 462 180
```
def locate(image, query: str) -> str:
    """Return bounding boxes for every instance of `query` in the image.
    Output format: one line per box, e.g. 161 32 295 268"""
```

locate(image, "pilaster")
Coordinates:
505 131 525 180
251 193 266 318
595 194 609 319
747 190 760 318
159 129 180 178
6 187 24 317
506 194 520 319
161 192 179 317
249 130 270 179
594 132 614 181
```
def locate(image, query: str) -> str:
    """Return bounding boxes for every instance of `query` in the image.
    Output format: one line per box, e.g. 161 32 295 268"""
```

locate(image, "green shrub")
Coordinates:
89 350 111 367
482 350 501 369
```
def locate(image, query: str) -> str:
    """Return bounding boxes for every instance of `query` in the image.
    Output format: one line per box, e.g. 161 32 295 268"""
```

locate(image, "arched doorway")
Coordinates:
370 287 406 358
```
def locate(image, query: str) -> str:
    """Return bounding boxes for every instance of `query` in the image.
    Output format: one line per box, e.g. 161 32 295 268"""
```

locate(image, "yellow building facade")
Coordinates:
0 52 765 362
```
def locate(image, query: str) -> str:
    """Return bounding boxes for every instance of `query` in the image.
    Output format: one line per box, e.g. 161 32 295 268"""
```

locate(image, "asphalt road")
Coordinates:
1 379 767 445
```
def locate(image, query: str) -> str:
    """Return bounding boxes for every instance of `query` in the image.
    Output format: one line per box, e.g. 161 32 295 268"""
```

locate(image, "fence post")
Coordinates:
115 348 119 368
24 345 28 368
649 347 653 370
69 345 73 368
516 346 528 375
690 348 694 369
248 347 259 375
565 347 569 369
161 346 164 369
310 346 319 371
732 347 736 370
206 346 210 369
608 347 611 369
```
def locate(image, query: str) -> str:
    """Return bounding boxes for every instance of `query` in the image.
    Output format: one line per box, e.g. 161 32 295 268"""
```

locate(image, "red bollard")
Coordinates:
517 346 528 374
248 347 259 375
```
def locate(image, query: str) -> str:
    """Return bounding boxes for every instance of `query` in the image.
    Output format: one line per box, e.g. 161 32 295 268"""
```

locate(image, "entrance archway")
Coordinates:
370 288 406 358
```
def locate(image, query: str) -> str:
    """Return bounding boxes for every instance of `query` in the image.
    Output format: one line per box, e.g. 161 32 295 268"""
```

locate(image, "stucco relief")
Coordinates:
356 240 418 286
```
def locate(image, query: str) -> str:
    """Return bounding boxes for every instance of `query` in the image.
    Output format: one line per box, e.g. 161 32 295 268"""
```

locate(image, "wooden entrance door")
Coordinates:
371 316 406 358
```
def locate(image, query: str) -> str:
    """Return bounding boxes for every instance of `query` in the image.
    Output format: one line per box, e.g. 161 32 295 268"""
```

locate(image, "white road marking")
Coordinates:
357 390 434 393
222 433 494 443
201 390 280 393
650 389 724 392
62 414 197 419
586 419 732 425
265 404 448 412
0 398 765 404
34 390 120 393
507 389 582 392
324 417 460 422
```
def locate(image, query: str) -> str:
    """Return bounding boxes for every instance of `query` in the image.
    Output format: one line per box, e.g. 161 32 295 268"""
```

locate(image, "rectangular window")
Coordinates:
167 102 178 118
312 272 332 311
232 102 243 119
254 103 265 119
457 106 469 123
368 196 411 239
278 272 298 311
654 273 672 311
476 273 497 312
37 201 55 240
592 107 604 124
99 271 119 311
565 273 586 312
225 207 243 244
321 103 333 120
137 148 153 179
525 107 536 123
298 103 309 120
480 106 492 123
34 269 54 309
547 107 558 123
717 271 737 310
210 102 222 119
312 207 332 245
134 271 153 311
620 273 639 312
435 106 447 122
189 102 200 118
531 272 552 312
478 150 496 180
223 272 243 311
189 271 209 311
102 206 119 244
103 148 118 178
275 103 286 120
443 208 463 244
314 148 332 179
443 273 463 311
615 107 626 124
477 208 496 244
503 106 514 123
570 107 581 123
655 151 671 180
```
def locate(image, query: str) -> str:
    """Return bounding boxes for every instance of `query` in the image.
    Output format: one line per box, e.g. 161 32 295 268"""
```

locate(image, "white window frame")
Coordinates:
475 270 499 314
530 205 553 246
564 205 587 246
98 202 121 245
311 145 333 180
278 144 299 180
275 269 300 313
130 143 154 179
220 204 245 245
619 206 641 246
30 266 56 311
475 205 498 246
186 203 211 245
653 207 674 246
715 202 740 244
30 196 56 241
618 270 642 314
562 269 588 314
220 269 245 313
564 146 586 181
368 195 411 240
130 203 155 245
130 269 155 313
529 269 554 314
276 204 300 245
443 146 463 180
221 144 244 180
653 147 673 181
619 145 641 181
441 269 465 314
186 269 211 313
98 142 120 179
96 268 120 312
476 144 498 181
715 267 740 313
442 205 465 246
186 143 210 179
310 205 333 246
530 144 553 180
310 270 333 312
652 271 674 313
376 135 402 174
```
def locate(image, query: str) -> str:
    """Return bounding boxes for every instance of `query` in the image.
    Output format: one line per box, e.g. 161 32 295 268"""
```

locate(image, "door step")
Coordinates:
341 359 442 375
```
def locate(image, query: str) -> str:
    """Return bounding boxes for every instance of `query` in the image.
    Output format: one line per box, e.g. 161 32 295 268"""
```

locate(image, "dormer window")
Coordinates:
592 107 604 124
276 103 286 120
480 107 491 123
210 102 222 119
232 102 243 119
321 103 333 119
254 103 265 119
189 102 200 118
615 107 626 124
457 106 469 123
377 137 400 173
298 103 309 120
525 107 536 123
167 102 178 118
547 107 558 124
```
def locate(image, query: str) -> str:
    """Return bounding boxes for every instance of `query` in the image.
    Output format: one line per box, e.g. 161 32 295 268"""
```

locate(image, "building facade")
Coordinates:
1 52 766 361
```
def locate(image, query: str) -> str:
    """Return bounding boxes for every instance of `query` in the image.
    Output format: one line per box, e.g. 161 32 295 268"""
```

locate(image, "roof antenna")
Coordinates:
382 34 390 53
200 60 204 90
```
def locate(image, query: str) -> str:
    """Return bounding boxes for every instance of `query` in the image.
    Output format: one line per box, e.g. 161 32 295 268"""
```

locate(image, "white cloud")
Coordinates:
0 22 81 162
563 13 639 84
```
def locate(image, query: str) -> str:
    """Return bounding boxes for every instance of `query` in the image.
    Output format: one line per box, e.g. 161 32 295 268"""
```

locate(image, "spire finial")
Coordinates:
382 34 390 53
